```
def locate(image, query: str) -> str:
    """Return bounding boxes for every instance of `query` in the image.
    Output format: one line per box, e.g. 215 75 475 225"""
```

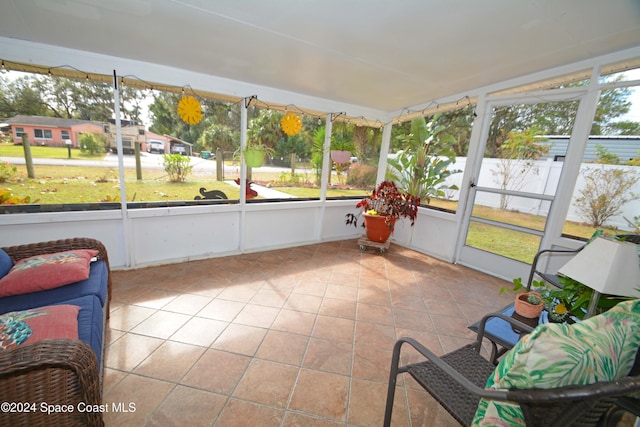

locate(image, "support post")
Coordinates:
22 134 35 178
216 148 223 181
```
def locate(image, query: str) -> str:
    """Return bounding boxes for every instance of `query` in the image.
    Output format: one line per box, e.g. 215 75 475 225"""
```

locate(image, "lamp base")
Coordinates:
586 290 601 318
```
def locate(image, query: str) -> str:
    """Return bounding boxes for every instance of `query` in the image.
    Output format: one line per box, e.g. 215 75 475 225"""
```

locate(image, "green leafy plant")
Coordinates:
162 153 193 183
526 293 542 305
387 116 460 204
79 132 108 156
0 187 38 204
0 161 19 182
345 180 420 229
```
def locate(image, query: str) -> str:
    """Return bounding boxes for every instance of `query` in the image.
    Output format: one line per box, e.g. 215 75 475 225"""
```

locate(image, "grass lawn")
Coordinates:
0 143 104 160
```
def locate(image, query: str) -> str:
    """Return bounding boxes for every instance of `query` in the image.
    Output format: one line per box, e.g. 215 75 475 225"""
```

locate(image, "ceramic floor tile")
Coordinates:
288 369 349 422
102 373 174 427
354 321 397 350
250 288 290 308
197 298 246 321
210 323 268 356
311 315 355 343
232 303 280 328
130 310 191 339
214 398 284 427
281 412 346 427
283 293 323 313
161 293 213 314
271 308 317 335
104 241 513 426
128 288 179 309
105 333 164 372
180 348 251 395
108 304 157 332
302 337 353 376
255 329 309 366
357 302 395 325
318 297 357 319
348 378 394 426
132 340 206 382
145 385 227 427
169 316 228 347
232 359 299 408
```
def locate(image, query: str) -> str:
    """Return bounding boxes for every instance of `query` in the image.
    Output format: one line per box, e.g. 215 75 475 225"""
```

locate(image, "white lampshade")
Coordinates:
557 237 640 299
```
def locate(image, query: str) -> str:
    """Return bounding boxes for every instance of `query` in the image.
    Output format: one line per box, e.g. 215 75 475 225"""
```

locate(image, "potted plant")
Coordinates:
330 135 355 164
514 291 545 319
345 181 420 243
240 142 274 168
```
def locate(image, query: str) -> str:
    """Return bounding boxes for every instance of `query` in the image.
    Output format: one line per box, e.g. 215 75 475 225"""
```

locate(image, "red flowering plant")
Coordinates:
345 181 420 230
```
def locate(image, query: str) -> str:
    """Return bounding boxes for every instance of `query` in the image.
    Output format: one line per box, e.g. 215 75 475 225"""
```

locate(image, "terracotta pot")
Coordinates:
363 213 396 243
514 291 544 319
331 150 351 164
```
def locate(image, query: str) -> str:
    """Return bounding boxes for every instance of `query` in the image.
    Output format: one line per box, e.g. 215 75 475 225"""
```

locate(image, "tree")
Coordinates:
387 116 460 203
0 74 49 117
0 72 145 122
247 109 283 160
491 128 550 210
574 166 639 227
198 123 237 153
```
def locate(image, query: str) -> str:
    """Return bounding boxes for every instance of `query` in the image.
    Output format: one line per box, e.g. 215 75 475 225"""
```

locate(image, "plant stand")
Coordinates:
358 237 390 253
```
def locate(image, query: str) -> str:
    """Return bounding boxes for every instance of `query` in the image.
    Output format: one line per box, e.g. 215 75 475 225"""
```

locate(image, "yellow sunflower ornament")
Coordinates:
281 113 302 136
178 96 203 125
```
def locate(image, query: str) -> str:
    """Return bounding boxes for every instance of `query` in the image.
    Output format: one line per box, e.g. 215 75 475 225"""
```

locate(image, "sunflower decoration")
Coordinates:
281 112 302 136
178 96 203 125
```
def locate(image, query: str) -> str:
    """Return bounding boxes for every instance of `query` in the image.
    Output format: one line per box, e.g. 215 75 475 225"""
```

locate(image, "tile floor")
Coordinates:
103 240 514 426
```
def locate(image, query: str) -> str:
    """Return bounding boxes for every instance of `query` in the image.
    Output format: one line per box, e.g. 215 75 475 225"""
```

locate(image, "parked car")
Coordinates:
171 144 186 155
147 140 165 154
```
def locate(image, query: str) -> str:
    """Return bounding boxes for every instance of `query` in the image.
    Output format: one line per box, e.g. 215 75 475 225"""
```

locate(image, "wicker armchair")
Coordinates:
384 312 640 427
0 238 111 427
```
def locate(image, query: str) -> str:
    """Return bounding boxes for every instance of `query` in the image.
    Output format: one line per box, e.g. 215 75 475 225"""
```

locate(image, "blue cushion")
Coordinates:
0 260 108 314
52 294 104 368
0 249 13 278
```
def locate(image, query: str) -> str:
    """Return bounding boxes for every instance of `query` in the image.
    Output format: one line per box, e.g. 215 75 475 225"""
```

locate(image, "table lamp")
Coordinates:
557 237 640 318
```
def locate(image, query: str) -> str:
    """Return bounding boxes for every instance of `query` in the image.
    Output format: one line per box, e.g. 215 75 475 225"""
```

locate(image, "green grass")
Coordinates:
0 143 105 160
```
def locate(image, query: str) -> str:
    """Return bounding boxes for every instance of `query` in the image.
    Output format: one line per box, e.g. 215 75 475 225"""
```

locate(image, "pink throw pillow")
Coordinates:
0 304 80 350
0 249 98 297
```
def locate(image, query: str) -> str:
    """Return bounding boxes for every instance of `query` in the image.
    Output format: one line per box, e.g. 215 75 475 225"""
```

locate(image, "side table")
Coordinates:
468 304 538 364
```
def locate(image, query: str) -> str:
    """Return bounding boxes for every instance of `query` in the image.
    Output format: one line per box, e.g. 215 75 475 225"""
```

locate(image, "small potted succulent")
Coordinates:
514 291 545 319
345 181 420 243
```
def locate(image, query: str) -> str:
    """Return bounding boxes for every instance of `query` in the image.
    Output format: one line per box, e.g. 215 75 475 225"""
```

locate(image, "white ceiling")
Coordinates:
1 0 639 117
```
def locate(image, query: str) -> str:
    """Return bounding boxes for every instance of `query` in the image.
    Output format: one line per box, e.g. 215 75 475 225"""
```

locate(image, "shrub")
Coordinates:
0 188 37 204
574 166 639 227
79 132 108 156
346 163 377 187
0 161 18 182
163 154 193 182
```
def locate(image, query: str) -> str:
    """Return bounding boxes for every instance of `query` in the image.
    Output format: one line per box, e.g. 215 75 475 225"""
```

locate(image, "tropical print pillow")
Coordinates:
472 299 640 427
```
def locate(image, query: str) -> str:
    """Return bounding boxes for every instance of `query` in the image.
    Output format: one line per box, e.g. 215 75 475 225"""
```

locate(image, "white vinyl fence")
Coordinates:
442 158 640 231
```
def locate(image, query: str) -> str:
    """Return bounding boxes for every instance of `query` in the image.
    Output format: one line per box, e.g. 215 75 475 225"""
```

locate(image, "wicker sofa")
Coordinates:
0 237 111 427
